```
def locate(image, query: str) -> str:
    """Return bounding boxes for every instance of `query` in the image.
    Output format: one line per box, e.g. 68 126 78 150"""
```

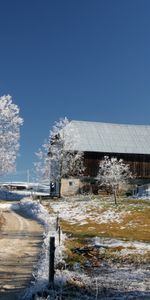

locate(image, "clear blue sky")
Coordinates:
1 0 150 181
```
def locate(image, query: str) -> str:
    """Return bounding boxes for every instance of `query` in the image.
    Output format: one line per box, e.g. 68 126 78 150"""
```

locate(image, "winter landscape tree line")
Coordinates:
0 94 132 204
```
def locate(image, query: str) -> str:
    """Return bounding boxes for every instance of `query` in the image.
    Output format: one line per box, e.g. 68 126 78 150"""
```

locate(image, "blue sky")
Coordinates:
1 0 150 181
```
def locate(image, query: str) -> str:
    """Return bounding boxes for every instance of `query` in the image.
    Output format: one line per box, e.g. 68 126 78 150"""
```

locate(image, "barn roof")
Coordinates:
64 120 150 155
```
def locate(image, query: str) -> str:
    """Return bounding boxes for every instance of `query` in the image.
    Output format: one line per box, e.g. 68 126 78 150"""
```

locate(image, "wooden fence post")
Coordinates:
58 225 61 245
56 215 59 231
49 236 55 286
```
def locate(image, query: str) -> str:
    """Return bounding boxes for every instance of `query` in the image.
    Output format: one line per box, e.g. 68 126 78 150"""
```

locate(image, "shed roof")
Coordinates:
64 120 150 155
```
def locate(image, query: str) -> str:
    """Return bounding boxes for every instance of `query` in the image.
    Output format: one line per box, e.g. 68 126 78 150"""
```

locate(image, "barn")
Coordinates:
51 120 150 196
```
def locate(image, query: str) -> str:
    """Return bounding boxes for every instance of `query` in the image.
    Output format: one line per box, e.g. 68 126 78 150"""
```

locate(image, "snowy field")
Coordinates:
0 184 49 200
0 195 150 299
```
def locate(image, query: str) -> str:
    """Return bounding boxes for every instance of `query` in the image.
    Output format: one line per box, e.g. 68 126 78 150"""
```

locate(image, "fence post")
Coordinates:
58 225 61 245
49 236 55 286
56 214 59 231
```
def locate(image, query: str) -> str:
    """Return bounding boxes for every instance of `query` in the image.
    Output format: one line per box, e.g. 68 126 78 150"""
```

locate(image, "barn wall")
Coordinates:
60 152 150 197
84 152 150 179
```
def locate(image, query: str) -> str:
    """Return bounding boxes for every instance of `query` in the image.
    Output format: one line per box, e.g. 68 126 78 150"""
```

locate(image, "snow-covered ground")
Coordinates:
132 184 150 200
132 194 150 200
0 198 65 299
50 198 150 255
0 195 150 299
50 199 131 225
0 184 50 200
92 236 150 256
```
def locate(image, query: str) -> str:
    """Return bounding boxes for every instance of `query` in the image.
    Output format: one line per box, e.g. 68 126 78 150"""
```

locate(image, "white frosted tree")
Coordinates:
97 156 132 204
49 117 84 180
34 140 50 184
0 95 23 177
34 117 85 195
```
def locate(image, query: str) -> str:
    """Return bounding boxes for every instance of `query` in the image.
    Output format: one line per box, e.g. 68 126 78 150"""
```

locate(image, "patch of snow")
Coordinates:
131 194 150 201
50 200 90 224
92 236 150 254
0 203 13 210
0 189 28 200
94 209 129 224
0 186 49 201
50 200 130 225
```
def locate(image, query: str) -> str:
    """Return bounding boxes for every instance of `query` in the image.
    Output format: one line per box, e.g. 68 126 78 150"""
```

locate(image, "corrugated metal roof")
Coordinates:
64 120 150 155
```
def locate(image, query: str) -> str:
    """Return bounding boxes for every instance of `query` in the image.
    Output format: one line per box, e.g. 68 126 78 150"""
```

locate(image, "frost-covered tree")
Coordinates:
49 117 84 180
97 156 132 204
34 117 85 195
34 140 50 184
0 95 23 176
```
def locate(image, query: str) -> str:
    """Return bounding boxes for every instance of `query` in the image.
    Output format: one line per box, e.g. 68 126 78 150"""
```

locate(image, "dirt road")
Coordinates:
0 207 43 299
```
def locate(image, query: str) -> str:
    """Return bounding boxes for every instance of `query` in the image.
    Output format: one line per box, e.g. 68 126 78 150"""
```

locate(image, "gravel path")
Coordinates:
0 208 43 299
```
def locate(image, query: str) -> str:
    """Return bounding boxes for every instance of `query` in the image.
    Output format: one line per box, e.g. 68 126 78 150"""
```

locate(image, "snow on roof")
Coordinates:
64 120 150 155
